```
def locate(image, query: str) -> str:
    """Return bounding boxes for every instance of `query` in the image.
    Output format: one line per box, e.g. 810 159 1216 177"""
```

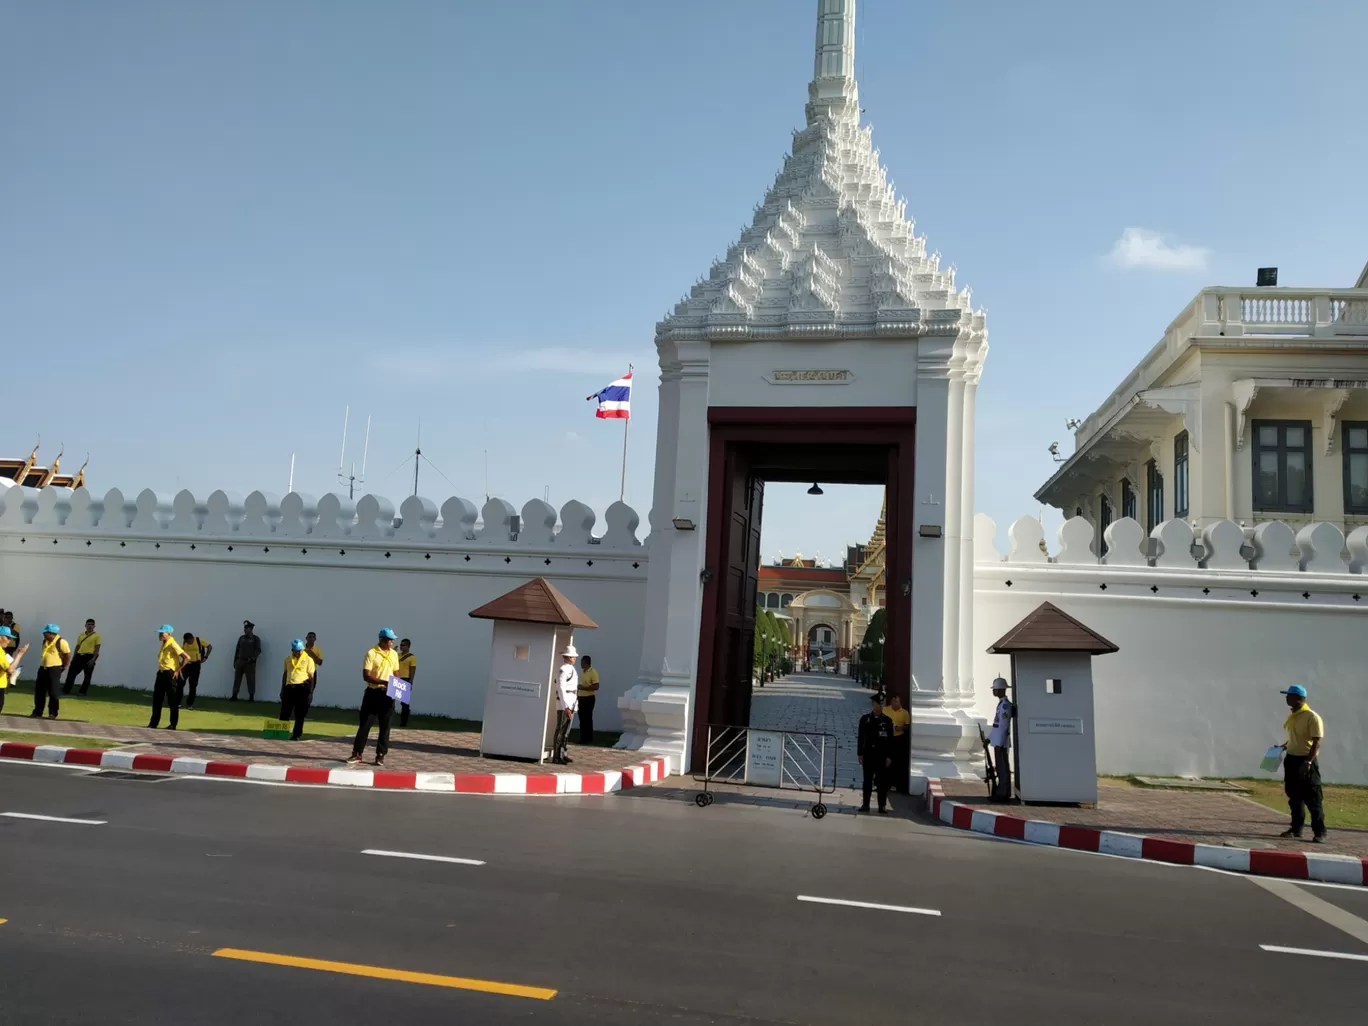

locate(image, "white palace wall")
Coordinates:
5 482 1367 784
0 485 647 727
973 513 1368 785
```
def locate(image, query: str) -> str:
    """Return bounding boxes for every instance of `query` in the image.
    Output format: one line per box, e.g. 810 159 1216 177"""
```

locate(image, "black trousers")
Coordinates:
62 653 96 694
280 683 311 740
992 744 1013 800
861 753 891 810
149 669 181 729
231 661 256 700
183 661 202 706
1283 754 1326 836
553 710 574 762
33 666 62 717
577 694 596 745
352 688 392 758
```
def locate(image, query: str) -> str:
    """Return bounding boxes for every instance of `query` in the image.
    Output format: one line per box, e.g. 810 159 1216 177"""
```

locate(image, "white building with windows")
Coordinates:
1036 271 1368 545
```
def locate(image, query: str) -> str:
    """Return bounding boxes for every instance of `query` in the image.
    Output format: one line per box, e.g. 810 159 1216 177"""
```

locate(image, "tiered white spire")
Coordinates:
658 0 985 346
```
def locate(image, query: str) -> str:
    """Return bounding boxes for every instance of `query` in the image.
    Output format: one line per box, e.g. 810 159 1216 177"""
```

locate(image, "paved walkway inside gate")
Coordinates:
748 672 871 790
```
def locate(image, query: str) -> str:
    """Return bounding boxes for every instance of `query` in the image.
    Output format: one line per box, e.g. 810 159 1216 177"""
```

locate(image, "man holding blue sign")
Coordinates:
347 628 400 767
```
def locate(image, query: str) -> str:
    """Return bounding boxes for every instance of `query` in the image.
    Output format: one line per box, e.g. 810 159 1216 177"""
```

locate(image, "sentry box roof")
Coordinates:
468 577 598 629
987 601 1118 655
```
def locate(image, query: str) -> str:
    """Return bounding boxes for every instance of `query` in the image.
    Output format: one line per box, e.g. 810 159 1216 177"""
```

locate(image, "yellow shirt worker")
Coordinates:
395 640 417 728
279 640 317 741
348 629 400 767
575 655 600 745
180 634 212 708
65 618 103 696
1278 684 1327 842
0 625 22 713
149 625 188 730
33 625 71 720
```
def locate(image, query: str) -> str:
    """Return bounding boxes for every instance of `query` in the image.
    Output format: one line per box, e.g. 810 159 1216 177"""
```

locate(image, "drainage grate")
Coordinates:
86 770 176 782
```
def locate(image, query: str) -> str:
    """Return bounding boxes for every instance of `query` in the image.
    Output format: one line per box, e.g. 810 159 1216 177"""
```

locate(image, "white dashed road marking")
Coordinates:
1260 944 1368 963
361 849 485 866
797 895 940 916
2 811 107 825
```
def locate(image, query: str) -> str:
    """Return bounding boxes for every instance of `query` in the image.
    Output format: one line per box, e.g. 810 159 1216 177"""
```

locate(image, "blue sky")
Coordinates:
4 0 1365 564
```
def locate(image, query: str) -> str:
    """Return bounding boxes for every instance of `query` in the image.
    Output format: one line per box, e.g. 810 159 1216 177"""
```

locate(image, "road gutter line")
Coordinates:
1247 875 1368 946
2 811 106 825
362 849 486 866
797 895 941 916
211 948 555 999
1260 944 1368 963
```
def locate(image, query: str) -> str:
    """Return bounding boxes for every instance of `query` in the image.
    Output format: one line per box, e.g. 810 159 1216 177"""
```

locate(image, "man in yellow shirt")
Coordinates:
63 618 102 695
280 639 318 741
396 638 416 728
0 625 27 715
32 624 71 720
348 628 400 767
149 625 189 729
576 654 599 745
884 692 912 794
181 632 212 707
1278 685 1327 842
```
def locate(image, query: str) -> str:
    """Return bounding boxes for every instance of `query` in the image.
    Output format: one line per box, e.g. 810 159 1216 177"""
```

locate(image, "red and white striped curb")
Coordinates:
0 741 673 796
924 778 1367 887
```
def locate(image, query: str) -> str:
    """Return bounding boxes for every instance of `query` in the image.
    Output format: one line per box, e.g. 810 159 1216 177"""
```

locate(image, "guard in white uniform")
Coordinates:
552 644 579 765
988 677 1014 801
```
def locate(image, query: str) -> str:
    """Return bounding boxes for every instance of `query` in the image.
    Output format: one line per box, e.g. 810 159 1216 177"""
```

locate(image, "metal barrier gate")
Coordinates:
693 724 837 819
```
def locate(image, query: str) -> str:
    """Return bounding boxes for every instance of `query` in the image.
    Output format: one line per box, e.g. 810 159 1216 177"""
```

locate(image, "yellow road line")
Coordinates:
0 918 7 925
211 948 556 1001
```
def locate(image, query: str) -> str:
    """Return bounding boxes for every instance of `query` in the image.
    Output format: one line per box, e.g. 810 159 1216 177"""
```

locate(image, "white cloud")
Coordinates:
1107 227 1210 272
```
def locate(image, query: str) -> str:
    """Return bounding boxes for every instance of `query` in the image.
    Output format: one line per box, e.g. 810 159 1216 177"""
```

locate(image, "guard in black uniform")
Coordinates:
857 694 896 814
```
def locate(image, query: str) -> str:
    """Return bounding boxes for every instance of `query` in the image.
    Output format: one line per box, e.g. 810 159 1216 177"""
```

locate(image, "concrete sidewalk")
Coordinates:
0 713 667 794
941 779 1367 859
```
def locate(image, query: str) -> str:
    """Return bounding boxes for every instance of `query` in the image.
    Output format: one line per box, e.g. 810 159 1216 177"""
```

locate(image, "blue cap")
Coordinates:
379 628 397 640
1280 684 1308 698
291 638 305 651
43 624 60 634
158 624 175 634
0 627 12 638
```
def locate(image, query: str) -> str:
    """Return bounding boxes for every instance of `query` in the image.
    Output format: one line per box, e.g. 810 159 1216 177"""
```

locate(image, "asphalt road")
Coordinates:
1 761 1366 1025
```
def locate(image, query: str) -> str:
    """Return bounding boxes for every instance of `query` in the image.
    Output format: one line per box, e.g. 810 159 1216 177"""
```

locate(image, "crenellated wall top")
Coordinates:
974 513 1368 577
0 486 645 551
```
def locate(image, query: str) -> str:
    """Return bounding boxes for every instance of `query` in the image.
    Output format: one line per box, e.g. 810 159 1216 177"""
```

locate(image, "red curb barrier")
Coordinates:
1141 836 1195 865
371 771 418 790
205 761 249 777
131 754 174 772
0 743 36 760
921 778 1363 887
1058 826 1101 852
284 766 332 785
62 748 105 766
454 775 496 793
524 775 558 795
993 816 1027 840
1249 849 1308 879
579 773 605 793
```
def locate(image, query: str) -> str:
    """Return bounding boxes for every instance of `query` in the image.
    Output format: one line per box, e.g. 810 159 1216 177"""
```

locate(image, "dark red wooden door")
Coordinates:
712 447 764 729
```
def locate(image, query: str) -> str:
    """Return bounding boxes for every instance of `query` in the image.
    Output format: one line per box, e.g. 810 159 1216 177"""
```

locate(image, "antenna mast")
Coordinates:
337 408 371 500
412 419 421 497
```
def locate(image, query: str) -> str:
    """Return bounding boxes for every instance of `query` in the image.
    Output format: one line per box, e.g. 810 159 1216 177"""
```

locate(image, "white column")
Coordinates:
907 335 982 788
957 363 981 706
940 358 966 696
617 341 710 771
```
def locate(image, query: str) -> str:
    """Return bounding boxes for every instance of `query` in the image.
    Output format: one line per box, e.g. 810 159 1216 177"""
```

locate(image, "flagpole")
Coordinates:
619 363 632 503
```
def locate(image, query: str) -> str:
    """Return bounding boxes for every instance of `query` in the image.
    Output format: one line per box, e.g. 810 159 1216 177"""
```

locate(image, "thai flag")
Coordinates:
587 368 632 420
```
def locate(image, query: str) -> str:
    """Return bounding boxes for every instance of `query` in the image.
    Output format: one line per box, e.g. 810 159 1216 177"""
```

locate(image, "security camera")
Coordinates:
1048 441 1065 463
1065 418 1082 431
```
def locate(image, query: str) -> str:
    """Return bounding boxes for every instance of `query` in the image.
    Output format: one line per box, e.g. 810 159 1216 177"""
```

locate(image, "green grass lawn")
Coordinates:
1234 778 1368 831
6 683 480 741
1111 774 1368 831
0 729 124 749
3 683 622 747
